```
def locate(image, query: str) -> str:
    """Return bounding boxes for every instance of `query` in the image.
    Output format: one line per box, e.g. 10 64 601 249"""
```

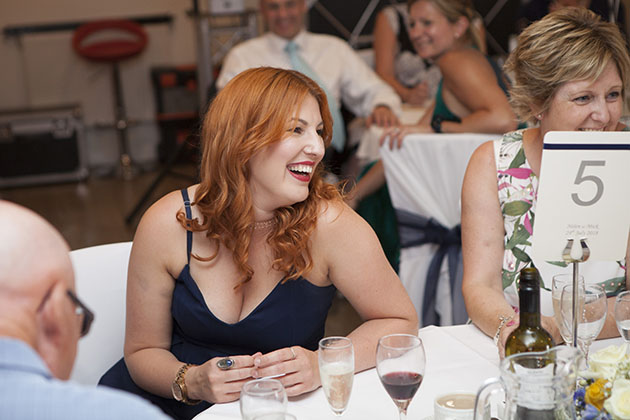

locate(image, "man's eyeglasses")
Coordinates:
66 290 95 337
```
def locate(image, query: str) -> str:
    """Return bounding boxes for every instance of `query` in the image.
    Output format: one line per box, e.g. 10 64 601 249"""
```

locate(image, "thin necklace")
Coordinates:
253 218 277 230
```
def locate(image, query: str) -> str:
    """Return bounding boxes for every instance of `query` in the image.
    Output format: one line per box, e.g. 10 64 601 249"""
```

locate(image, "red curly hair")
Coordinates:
177 67 342 285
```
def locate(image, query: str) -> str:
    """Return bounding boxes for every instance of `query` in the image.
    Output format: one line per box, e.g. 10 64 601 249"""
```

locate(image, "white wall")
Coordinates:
1 0 258 169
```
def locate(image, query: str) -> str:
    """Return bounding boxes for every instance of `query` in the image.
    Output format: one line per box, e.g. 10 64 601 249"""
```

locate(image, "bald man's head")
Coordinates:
0 201 78 379
0 201 72 299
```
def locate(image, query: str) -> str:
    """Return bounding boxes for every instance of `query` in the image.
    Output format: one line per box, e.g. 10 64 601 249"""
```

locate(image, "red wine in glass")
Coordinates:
376 334 426 420
380 371 423 406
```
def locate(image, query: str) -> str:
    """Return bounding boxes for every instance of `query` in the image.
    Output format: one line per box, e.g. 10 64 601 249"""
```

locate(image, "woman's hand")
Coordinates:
187 355 256 403
498 319 518 360
542 315 563 344
379 124 432 149
403 82 430 106
497 316 564 359
252 346 321 397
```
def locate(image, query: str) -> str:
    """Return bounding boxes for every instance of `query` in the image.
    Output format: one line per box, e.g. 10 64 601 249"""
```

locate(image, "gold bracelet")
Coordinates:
493 314 514 346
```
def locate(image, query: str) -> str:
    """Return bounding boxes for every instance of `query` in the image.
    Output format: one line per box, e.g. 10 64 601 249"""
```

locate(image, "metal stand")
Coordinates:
561 239 591 347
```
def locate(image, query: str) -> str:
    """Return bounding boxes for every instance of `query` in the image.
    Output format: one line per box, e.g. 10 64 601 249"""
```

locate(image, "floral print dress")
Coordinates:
495 130 626 316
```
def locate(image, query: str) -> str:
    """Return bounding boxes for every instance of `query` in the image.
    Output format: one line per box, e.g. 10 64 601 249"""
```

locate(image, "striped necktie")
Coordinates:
285 41 346 152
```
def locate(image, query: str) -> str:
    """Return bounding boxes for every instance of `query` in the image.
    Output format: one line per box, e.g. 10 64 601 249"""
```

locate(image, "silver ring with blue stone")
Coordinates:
216 357 235 370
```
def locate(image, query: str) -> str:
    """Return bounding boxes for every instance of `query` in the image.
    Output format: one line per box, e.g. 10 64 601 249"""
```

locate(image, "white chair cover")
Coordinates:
69 241 132 385
380 133 498 326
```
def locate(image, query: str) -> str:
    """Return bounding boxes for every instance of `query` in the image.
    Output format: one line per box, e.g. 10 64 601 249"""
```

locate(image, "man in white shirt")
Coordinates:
216 0 402 155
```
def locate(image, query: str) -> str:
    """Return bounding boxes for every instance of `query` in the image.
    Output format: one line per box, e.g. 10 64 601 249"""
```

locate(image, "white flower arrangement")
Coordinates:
575 344 630 420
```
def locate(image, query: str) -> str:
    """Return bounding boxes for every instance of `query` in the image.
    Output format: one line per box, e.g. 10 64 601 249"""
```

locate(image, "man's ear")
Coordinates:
35 283 75 379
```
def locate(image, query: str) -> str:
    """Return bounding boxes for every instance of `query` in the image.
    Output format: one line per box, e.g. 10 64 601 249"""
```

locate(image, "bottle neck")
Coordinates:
519 287 541 327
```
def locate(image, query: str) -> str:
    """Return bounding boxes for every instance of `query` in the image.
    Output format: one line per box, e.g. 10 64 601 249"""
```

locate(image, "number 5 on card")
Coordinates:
531 131 630 262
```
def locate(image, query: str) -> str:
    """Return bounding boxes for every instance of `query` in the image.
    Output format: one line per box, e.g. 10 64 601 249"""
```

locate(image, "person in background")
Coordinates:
346 0 517 271
0 201 170 420
373 2 441 106
461 8 630 357
518 0 626 35
216 0 402 173
99 67 418 420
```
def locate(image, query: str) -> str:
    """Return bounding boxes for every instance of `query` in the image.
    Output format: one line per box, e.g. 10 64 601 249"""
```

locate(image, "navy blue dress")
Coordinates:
99 189 336 420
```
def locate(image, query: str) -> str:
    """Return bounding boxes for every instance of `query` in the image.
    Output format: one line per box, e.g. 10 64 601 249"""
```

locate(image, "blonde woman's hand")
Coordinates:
379 124 432 149
252 346 321 397
404 82 430 106
186 354 256 403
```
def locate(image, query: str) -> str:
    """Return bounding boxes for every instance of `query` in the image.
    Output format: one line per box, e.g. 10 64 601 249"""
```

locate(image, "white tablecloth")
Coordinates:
195 325 621 420
380 133 499 326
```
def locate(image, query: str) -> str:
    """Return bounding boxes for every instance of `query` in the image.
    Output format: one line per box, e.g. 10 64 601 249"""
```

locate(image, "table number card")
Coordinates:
531 131 630 262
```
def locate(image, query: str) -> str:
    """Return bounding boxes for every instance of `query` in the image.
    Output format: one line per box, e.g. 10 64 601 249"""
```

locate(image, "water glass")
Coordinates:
559 283 607 363
318 336 354 416
240 378 288 420
614 290 630 343
552 274 584 344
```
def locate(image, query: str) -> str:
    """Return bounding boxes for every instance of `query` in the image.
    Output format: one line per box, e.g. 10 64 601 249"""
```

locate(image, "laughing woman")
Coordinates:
98 67 417 420
461 8 630 356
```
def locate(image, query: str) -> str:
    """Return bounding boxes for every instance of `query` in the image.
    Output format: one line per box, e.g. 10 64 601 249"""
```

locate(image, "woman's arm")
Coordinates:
461 142 517 343
438 50 518 134
345 160 386 209
123 191 187 398
250 201 417 396
595 242 630 339
124 190 254 403
318 201 419 372
373 10 428 105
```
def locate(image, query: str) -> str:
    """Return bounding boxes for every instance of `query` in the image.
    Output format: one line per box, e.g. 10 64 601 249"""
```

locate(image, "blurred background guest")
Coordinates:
0 201 169 420
347 0 518 271
373 2 441 106
216 0 402 176
518 0 626 35
461 8 630 356
99 67 417 420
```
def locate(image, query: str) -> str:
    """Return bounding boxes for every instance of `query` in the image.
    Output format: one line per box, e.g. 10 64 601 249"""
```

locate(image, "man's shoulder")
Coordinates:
226 34 270 58
305 32 353 49
1 372 170 420
68 383 170 419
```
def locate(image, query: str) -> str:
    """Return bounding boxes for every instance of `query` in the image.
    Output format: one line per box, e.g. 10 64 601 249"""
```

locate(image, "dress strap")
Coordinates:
180 188 193 264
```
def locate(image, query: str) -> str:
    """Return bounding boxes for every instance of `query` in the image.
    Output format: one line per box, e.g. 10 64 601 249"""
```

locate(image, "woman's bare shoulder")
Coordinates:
312 199 379 252
135 186 199 241
439 48 492 82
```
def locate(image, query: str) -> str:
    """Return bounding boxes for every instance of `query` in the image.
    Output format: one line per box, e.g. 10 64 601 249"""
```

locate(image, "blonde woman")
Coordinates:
461 8 630 356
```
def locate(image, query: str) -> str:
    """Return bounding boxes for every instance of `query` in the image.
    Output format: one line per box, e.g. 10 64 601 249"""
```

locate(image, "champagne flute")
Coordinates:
614 291 630 344
559 284 607 363
240 378 288 420
318 336 354 416
376 334 425 420
552 274 584 344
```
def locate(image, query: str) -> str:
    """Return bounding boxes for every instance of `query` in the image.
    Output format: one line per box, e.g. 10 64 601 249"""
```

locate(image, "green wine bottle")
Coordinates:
505 267 555 357
505 267 556 420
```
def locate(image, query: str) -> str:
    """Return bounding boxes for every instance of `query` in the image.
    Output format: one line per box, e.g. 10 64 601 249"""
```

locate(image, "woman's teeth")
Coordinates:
287 164 312 174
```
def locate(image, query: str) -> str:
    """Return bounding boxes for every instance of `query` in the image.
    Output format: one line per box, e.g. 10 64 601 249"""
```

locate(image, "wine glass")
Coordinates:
552 274 584 344
376 334 425 420
240 378 288 420
252 414 297 420
318 336 354 416
559 284 607 363
614 291 630 345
